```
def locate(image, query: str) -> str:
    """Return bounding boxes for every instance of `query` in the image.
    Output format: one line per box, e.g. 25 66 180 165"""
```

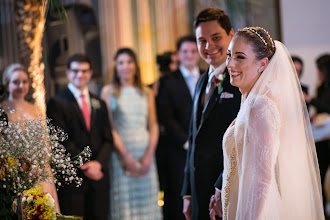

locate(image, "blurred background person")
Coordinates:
47 54 113 219
304 54 330 214
1 63 60 213
292 55 309 95
157 35 202 220
153 50 178 217
151 51 178 97
101 48 162 220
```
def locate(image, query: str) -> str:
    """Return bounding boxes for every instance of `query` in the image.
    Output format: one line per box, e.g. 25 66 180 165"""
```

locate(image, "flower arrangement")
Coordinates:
213 74 225 94
22 185 56 220
0 109 91 219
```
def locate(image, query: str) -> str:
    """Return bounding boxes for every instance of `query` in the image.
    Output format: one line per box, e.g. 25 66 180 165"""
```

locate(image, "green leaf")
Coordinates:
44 0 67 20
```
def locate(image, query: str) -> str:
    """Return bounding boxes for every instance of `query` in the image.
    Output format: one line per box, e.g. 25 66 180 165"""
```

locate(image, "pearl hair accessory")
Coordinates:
256 27 275 48
243 27 267 46
243 27 275 49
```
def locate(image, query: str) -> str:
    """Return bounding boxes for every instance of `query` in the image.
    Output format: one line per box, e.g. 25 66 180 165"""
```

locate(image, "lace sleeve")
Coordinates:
236 96 280 219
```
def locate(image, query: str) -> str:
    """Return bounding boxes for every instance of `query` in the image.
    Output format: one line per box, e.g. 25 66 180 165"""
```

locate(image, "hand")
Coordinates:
183 141 189 150
122 152 141 176
80 160 103 181
183 197 191 220
209 190 222 220
137 154 153 177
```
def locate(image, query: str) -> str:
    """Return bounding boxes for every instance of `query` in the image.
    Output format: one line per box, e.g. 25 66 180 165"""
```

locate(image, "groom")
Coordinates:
181 8 241 220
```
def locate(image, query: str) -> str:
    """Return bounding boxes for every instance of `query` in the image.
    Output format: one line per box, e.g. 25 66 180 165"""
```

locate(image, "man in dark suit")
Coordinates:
47 54 113 220
157 35 202 220
181 8 241 220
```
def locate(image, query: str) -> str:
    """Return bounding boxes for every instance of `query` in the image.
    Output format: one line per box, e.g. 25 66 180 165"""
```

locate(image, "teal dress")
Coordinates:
109 86 162 220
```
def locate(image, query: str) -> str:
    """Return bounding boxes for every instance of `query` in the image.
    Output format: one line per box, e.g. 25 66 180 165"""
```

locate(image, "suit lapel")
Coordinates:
198 68 228 131
193 72 208 130
65 88 89 132
201 87 219 124
89 94 98 131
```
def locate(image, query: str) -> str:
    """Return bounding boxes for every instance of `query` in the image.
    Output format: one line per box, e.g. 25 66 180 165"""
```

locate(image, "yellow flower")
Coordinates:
22 185 56 220
7 157 17 169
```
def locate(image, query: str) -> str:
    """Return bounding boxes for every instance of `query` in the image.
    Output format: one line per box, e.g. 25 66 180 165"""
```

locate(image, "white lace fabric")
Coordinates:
222 41 325 220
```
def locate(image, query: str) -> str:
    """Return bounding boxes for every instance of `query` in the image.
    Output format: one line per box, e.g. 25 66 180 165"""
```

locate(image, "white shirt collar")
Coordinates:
208 62 226 82
68 83 91 110
179 65 199 79
68 83 89 100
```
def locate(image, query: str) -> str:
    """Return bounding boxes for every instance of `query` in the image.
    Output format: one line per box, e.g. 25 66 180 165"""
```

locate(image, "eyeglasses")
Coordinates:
69 69 91 74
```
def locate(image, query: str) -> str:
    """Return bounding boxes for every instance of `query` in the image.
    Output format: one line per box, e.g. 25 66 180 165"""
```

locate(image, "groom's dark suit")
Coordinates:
47 88 113 219
181 68 240 220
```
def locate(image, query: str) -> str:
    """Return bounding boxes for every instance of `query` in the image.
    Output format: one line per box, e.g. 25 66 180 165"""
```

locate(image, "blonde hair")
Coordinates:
2 63 29 86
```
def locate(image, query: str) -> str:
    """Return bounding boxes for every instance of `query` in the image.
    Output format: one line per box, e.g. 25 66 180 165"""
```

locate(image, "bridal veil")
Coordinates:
234 40 324 219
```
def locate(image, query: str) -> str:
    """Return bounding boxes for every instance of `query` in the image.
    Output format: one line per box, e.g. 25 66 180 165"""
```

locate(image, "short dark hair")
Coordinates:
67 54 92 69
193 8 232 34
156 51 175 73
316 54 330 80
291 56 303 66
176 35 196 51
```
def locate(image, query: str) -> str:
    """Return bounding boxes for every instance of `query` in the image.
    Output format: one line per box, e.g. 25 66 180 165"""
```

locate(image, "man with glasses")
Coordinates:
47 54 114 219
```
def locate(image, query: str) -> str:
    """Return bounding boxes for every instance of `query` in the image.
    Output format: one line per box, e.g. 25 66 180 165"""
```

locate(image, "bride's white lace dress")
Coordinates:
222 95 281 220
221 40 324 220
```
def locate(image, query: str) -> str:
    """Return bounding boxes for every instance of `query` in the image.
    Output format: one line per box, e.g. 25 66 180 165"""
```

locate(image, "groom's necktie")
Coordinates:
81 94 91 131
203 73 216 107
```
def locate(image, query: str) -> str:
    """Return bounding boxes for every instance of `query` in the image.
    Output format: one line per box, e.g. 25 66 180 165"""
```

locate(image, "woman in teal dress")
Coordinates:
101 48 162 219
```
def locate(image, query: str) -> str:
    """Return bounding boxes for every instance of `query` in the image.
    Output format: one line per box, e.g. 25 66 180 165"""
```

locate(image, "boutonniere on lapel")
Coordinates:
213 74 225 94
91 98 101 111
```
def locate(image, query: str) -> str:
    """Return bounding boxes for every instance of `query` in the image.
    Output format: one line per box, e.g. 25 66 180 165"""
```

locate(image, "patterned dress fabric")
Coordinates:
109 87 162 220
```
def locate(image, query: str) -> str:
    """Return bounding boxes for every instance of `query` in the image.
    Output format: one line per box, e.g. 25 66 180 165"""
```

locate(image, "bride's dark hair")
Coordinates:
235 27 276 61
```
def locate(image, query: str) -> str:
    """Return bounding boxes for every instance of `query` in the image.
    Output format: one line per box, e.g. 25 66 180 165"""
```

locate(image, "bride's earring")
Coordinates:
258 69 261 73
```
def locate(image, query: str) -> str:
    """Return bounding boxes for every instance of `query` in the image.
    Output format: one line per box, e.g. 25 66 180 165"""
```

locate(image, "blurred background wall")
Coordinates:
0 0 329 98
280 0 330 97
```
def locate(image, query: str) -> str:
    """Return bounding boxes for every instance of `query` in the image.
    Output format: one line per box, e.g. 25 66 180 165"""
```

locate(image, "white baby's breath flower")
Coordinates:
1 110 91 194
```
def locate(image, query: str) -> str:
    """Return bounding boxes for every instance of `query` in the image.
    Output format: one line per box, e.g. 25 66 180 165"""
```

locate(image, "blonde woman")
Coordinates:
1 63 60 213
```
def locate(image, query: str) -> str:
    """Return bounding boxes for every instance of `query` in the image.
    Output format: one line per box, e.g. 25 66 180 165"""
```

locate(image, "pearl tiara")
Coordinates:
243 27 275 48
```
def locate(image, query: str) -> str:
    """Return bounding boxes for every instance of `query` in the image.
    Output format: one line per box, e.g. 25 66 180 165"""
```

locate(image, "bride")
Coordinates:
210 27 324 219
